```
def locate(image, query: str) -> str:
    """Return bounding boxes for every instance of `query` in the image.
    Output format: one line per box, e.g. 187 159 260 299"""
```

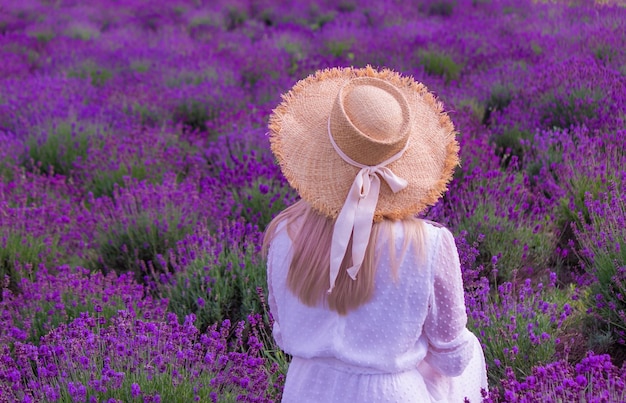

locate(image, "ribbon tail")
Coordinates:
328 174 364 293
346 265 360 280
348 176 381 281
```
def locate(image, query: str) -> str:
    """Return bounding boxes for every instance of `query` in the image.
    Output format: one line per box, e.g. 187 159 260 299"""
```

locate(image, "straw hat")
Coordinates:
268 65 459 222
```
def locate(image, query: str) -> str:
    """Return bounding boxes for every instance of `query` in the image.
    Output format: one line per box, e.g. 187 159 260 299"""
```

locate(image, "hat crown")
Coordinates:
343 85 404 143
330 77 411 166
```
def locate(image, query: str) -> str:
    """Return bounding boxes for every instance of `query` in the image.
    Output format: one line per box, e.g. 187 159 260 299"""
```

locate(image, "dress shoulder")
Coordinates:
422 219 446 229
422 220 456 243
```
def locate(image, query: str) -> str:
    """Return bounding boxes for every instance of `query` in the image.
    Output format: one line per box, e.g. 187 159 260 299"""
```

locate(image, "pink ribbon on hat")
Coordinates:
327 119 409 293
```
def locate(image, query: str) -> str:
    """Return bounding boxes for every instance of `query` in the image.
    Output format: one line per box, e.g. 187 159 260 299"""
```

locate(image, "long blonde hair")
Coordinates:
262 200 425 315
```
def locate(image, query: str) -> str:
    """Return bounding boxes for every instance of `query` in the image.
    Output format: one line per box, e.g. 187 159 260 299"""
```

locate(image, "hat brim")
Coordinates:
268 66 460 221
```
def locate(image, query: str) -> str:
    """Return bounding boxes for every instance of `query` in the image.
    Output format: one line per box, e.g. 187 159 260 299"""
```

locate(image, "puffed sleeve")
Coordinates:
266 237 283 348
422 227 473 377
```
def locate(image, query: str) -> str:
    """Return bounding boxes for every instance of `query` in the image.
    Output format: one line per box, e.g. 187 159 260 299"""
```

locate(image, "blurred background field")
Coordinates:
1 0 626 401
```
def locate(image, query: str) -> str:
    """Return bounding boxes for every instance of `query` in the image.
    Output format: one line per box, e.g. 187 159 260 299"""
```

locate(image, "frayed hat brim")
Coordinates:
268 66 459 221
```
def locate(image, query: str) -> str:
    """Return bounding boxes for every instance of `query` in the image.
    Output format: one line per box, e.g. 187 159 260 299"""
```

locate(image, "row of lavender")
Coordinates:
1 0 625 401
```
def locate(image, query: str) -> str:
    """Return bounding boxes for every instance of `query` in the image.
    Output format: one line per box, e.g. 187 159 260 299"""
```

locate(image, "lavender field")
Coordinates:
1 0 626 401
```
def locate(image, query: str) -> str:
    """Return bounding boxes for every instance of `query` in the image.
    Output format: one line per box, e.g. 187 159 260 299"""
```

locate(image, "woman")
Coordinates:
263 66 488 402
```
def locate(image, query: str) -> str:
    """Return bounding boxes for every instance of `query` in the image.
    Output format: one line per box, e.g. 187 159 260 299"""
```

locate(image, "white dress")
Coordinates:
267 220 488 403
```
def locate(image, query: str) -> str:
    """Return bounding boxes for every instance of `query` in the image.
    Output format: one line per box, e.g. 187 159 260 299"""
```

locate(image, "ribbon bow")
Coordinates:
327 120 409 293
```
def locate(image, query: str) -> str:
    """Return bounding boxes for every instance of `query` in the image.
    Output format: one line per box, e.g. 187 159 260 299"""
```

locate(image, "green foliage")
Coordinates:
0 165 12 181
0 154 16 181
531 42 543 55
164 242 267 333
165 68 223 88
277 38 306 76
256 8 276 27
92 210 195 283
90 68 113 87
189 12 219 28
28 30 55 43
524 135 564 190
24 121 94 176
337 1 357 12
174 99 218 133
126 102 165 127
575 187 626 338
68 61 113 87
426 1 455 17
325 39 354 59
557 175 605 233
66 25 100 41
541 87 602 129
130 60 150 73
27 50 41 67
467 209 552 282
457 98 486 123
455 173 554 282
490 126 532 166
307 4 336 30
502 6 516 15
0 233 59 293
486 84 514 115
232 178 294 231
554 140 622 239
27 284 129 344
471 281 575 386
241 66 278 89
417 50 462 83
594 44 617 65
87 163 151 199
590 249 626 332
91 371 240 402
225 6 247 31
586 324 617 353
15 313 287 402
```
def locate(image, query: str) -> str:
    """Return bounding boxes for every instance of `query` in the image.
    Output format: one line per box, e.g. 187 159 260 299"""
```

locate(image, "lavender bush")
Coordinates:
467 274 575 385
161 219 268 333
576 181 626 344
2 0 626 401
0 312 282 402
484 351 626 402
0 264 166 345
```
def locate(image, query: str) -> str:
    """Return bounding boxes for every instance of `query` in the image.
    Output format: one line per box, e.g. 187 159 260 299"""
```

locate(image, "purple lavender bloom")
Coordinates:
131 383 141 398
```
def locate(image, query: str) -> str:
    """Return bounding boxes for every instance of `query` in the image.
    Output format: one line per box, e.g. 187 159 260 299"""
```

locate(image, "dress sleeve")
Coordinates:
266 238 283 348
422 227 473 377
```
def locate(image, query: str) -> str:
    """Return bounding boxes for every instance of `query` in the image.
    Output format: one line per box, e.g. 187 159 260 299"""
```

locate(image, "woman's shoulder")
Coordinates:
421 219 454 238
422 219 445 229
385 218 450 235
404 219 455 253
380 219 452 253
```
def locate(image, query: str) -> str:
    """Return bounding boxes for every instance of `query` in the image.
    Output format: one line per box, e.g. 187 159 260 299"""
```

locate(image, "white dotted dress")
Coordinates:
267 220 488 403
